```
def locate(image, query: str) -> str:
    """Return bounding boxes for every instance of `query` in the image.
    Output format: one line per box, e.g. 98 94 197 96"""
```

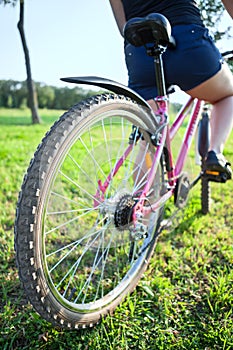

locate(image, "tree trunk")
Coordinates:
17 0 41 124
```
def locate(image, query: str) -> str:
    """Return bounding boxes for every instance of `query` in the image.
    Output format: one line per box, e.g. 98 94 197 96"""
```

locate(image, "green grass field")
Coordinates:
0 107 233 350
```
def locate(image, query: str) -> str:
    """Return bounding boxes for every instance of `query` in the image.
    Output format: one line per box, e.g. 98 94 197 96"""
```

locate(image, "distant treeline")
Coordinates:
0 80 99 110
0 79 183 114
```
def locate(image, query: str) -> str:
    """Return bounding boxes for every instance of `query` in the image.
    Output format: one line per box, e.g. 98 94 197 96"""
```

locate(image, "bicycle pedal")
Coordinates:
203 170 229 183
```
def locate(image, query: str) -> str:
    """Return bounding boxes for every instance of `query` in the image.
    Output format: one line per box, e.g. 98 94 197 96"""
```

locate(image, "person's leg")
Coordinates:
186 63 233 177
186 63 233 151
209 95 233 153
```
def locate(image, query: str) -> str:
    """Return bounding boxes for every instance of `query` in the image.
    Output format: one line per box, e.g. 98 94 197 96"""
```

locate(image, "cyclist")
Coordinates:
109 0 233 179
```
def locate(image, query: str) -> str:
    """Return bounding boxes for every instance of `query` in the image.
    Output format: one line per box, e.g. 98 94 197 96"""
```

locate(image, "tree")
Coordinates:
36 83 55 109
198 1 233 71
1 0 41 123
17 0 41 123
197 0 231 42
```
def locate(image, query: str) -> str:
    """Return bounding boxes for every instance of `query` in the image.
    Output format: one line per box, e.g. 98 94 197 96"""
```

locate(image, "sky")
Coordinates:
0 1 232 103
0 1 127 86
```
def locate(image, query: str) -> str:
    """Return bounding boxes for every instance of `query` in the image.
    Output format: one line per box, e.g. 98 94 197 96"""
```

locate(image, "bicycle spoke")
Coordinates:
53 229 102 289
75 225 114 303
79 135 107 180
46 224 101 258
47 207 95 215
58 169 101 204
67 152 98 188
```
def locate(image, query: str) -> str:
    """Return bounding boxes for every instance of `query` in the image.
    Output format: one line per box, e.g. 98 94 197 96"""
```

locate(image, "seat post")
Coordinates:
146 45 167 97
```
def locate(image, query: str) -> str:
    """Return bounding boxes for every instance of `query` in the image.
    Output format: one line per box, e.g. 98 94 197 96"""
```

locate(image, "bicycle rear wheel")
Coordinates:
15 93 164 329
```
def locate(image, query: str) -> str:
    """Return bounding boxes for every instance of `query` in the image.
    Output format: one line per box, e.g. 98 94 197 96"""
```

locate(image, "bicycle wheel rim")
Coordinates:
38 103 162 313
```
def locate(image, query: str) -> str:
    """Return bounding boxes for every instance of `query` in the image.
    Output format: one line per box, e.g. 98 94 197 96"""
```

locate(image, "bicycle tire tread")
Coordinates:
14 93 161 329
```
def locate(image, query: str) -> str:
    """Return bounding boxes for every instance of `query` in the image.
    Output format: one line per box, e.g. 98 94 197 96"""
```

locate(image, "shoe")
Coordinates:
205 150 232 182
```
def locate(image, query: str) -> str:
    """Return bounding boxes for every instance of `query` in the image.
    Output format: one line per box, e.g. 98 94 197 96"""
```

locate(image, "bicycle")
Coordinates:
14 13 233 329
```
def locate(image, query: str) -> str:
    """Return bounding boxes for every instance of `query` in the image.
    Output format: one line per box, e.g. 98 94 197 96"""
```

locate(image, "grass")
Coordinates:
0 107 233 350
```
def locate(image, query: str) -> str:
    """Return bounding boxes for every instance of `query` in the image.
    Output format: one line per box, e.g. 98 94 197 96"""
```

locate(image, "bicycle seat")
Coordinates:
124 13 176 48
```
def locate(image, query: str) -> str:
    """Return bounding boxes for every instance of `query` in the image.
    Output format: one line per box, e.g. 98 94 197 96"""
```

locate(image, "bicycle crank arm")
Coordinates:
190 173 202 189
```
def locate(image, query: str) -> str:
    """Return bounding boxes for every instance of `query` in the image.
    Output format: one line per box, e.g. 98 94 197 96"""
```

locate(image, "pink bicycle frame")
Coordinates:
138 96 204 218
94 95 204 222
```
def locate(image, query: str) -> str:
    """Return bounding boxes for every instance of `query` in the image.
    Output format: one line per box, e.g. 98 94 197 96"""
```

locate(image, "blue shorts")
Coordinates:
124 24 223 100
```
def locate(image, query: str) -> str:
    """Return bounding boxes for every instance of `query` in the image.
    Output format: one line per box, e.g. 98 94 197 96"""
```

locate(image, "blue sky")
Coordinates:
0 1 232 103
0 0 127 86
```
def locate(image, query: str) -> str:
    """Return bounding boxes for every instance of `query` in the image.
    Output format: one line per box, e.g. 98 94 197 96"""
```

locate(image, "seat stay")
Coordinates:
132 124 168 222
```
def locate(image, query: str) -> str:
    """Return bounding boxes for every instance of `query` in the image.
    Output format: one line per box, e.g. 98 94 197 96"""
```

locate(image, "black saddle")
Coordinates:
124 13 176 48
